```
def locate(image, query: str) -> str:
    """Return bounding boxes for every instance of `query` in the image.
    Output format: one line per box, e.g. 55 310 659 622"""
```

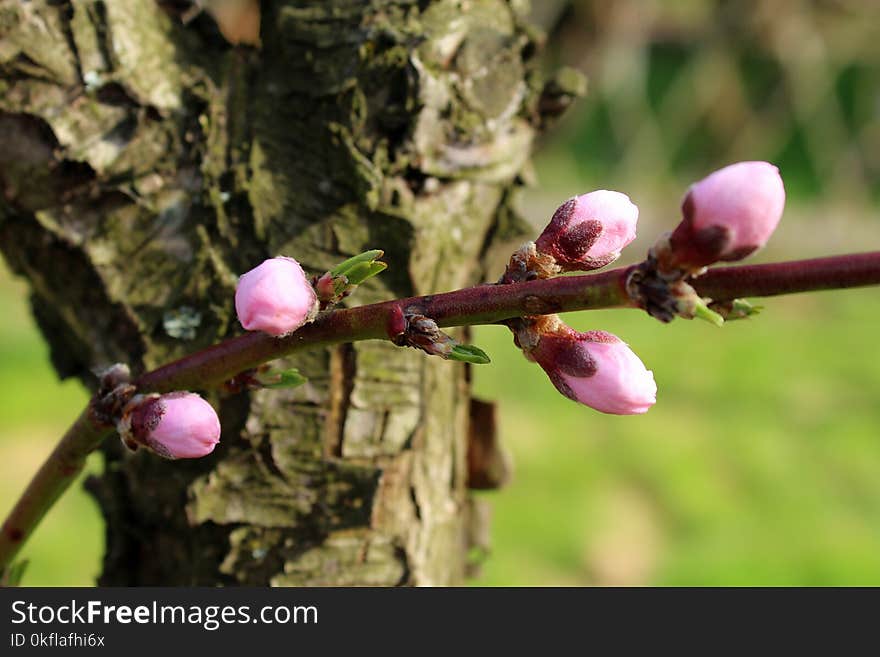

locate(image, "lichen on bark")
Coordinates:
0 0 578 585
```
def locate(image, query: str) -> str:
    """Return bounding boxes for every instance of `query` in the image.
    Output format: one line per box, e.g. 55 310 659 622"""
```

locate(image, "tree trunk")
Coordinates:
0 0 562 585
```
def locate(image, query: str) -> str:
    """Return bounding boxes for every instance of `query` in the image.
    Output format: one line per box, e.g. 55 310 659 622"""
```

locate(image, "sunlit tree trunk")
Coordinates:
0 0 574 584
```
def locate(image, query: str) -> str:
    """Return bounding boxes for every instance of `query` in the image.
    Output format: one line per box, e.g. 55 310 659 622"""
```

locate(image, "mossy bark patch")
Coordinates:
0 0 547 585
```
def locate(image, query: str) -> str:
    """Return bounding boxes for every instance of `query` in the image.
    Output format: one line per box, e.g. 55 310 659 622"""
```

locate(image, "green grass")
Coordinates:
0 268 101 586
470 287 880 585
2 263 879 586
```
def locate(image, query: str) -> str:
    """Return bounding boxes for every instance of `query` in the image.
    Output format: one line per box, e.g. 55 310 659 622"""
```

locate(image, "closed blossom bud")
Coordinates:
535 190 639 271
669 161 785 269
235 256 318 337
530 328 656 415
118 392 221 459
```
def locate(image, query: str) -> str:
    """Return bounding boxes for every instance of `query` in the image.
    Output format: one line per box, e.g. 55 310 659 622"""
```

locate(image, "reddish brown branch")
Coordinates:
2 250 879 571
0 408 109 570
692 252 880 300
138 252 880 392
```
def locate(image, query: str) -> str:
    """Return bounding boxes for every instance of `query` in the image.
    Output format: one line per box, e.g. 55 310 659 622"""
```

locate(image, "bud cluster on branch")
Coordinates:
497 161 785 415
2 158 878 577
65 162 806 451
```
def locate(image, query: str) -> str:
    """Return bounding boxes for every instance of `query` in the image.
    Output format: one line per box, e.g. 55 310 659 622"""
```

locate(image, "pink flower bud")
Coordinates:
119 392 221 459
235 256 317 337
669 161 785 268
535 190 639 271
531 329 656 415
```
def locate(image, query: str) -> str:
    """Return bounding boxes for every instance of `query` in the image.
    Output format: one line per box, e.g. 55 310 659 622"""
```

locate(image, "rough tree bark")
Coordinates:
0 0 578 585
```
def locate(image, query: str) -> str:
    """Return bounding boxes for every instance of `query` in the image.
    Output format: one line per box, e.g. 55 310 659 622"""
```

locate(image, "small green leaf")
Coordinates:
344 261 388 286
693 299 725 327
329 249 385 277
730 298 763 319
261 368 308 389
448 344 491 364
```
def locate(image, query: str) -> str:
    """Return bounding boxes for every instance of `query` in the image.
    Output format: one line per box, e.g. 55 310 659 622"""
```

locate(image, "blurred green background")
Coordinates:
2 0 879 585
